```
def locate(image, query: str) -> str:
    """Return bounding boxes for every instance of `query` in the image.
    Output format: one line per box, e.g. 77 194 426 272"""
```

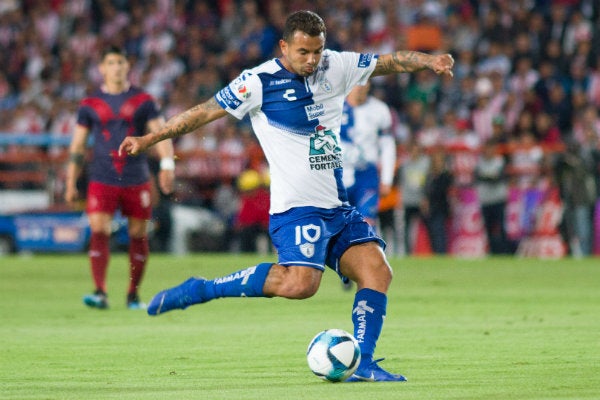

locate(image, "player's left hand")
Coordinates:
431 54 454 77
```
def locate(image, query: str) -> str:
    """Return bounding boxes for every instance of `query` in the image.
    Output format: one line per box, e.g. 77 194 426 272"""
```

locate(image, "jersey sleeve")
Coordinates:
214 71 263 120
139 97 161 121
76 103 93 128
335 51 378 96
378 101 393 136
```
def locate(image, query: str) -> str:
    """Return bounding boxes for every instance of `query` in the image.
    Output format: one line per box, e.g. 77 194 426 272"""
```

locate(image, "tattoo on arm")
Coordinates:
69 152 85 166
373 51 432 76
203 97 224 111
150 98 224 145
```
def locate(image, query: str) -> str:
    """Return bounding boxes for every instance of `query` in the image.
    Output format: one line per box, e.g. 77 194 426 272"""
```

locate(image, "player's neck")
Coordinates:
101 81 130 95
278 57 295 75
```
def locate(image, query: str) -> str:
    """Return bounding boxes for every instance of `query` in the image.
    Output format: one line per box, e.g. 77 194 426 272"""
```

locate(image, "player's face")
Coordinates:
279 31 325 77
99 53 130 86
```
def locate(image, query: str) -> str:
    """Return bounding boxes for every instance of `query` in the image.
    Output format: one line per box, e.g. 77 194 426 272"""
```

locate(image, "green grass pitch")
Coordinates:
1 253 599 399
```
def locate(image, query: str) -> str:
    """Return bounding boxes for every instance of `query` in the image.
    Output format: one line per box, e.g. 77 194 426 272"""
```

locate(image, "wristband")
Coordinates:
69 153 85 166
160 158 175 171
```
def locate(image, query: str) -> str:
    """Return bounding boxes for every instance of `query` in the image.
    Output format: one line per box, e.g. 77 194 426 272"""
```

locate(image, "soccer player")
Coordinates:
340 82 396 227
339 82 396 290
120 11 453 381
65 45 175 310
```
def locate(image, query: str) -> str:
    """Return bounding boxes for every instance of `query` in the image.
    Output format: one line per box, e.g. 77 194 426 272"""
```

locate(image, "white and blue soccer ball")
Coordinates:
306 328 361 382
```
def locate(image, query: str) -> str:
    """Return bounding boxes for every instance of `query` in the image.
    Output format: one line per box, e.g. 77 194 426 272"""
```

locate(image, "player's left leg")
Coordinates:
146 262 271 315
126 217 149 309
148 208 332 315
122 183 153 309
147 263 323 315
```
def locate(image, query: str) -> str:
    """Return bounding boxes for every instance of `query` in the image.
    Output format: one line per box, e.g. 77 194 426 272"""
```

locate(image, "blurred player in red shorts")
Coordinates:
65 45 175 310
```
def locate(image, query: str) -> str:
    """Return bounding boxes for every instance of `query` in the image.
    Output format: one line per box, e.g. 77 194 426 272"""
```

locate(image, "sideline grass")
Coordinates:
1 254 599 399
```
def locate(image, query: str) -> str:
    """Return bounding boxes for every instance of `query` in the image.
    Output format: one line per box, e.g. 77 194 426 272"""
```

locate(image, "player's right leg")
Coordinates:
83 211 113 309
147 263 322 315
121 183 153 309
83 182 118 309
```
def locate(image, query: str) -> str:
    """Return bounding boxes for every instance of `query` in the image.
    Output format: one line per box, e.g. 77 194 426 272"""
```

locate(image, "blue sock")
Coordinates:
204 262 273 299
352 288 387 365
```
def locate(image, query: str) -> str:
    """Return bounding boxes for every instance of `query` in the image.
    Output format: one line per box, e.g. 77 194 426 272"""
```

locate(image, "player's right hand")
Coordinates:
119 136 145 156
431 53 454 77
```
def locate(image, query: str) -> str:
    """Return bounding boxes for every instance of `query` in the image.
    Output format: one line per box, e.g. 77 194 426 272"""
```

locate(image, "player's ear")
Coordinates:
279 39 288 55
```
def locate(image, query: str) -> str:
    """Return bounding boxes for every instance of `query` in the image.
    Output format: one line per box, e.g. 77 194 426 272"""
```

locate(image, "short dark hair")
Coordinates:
282 10 326 42
101 45 127 60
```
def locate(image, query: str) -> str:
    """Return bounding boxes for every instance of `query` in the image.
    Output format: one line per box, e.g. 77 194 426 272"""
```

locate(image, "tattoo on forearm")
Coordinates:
203 97 222 111
152 99 220 144
374 51 432 76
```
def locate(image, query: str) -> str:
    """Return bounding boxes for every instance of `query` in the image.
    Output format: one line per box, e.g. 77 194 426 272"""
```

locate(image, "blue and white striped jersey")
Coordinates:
215 49 378 214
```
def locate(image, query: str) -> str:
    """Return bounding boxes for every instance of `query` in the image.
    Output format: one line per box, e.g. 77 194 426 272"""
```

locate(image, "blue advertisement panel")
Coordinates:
13 212 90 252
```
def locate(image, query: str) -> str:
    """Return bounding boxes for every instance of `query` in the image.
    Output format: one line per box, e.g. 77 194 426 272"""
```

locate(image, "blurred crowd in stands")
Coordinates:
1 0 600 257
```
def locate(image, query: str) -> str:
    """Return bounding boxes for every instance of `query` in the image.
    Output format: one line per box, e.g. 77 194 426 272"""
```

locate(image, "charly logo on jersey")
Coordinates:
308 125 342 171
283 89 297 101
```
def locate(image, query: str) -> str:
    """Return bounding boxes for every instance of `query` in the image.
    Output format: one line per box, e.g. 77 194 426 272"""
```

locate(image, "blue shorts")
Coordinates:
269 205 385 278
346 165 379 220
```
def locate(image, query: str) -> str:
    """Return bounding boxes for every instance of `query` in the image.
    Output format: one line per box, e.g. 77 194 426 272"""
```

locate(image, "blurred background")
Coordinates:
0 0 599 258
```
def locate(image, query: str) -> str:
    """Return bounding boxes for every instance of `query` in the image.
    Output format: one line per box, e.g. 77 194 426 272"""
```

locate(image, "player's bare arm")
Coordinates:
119 98 227 156
371 51 454 77
147 117 176 195
64 124 90 203
147 117 174 161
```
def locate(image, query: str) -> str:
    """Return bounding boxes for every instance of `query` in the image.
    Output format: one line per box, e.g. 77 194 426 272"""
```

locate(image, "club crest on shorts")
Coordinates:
300 242 315 258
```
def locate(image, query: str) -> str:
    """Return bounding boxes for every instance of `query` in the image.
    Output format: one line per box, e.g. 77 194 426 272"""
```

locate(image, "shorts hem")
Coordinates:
278 261 325 271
